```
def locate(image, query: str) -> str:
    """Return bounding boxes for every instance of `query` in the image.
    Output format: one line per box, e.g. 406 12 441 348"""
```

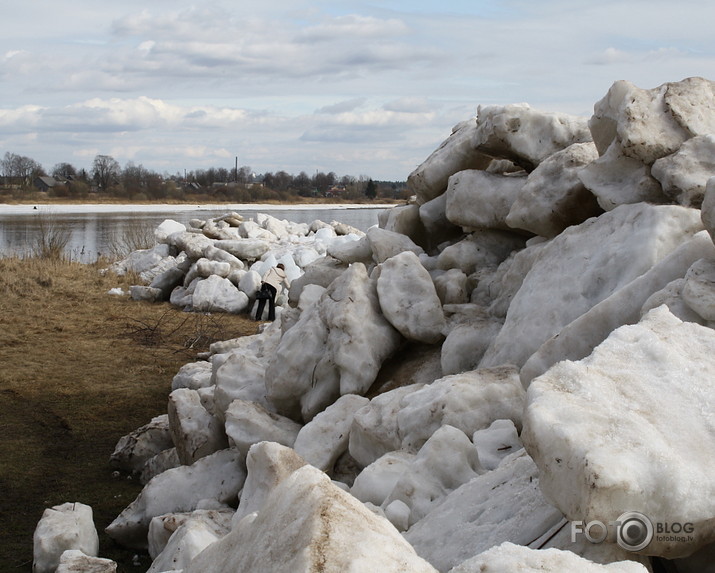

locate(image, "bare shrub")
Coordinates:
32 210 71 260
106 218 156 260
123 310 241 356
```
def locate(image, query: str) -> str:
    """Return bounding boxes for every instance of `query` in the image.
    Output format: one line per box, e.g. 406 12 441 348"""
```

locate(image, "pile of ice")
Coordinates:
108 212 365 318
34 77 715 572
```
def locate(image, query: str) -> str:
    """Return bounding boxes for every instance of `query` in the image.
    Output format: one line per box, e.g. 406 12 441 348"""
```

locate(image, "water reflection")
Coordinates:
0 206 387 263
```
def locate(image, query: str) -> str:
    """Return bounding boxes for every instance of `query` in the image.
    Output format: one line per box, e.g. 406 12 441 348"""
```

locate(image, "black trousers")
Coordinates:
255 283 277 320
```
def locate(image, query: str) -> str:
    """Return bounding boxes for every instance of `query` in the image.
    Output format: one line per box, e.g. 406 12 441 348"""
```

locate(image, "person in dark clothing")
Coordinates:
255 263 290 321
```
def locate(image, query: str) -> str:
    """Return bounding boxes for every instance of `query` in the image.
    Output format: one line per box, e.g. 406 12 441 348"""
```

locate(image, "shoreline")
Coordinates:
0 202 399 216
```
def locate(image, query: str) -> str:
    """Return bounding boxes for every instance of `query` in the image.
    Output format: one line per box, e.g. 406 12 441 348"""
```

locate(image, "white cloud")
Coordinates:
642 47 691 62
298 14 409 42
51 97 177 132
3 50 26 61
17 97 265 134
587 46 692 67
0 105 45 131
328 108 434 128
317 98 368 114
383 97 433 113
300 104 438 146
0 49 47 80
3 0 715 179
104 10 439 87
587 47 632 66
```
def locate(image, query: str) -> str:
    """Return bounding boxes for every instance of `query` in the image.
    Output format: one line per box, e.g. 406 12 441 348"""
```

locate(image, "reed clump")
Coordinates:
32 210 71 260
105 219 157 260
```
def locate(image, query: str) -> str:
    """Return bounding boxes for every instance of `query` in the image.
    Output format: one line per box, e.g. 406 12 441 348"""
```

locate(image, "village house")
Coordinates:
33 175 73 192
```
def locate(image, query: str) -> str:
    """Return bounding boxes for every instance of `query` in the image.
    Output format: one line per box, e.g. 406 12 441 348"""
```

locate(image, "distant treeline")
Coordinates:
0 151 409 202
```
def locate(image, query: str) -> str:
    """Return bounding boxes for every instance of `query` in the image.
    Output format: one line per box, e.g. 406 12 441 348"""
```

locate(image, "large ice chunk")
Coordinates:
224 399 302 457
701 177 715 244
33 502 99 573
448 542 649 573
405 451 563 572
480 203 703 369
377 251 446 344
522 306 715 558
105 449 245 549
589 77 715 164
192 275 249 314
349 384 424 467
382 425 483 529
397 366 525 452
408 118 492 205
367 226 425 263
506 142 602 237
520 231 715 385
233 441 307 524
445 170 526 231
167 388 228 465
266 263 402 421
183 465 438 572
651 134 715 207
474 104 591 170
293 394 369 473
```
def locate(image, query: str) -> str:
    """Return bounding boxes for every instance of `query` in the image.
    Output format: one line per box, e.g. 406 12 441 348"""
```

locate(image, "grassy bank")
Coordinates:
0 256 257 571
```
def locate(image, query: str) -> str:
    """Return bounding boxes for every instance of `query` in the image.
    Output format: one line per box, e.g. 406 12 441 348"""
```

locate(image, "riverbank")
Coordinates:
0 193 400 209
0 256 258 571
0 201 400 216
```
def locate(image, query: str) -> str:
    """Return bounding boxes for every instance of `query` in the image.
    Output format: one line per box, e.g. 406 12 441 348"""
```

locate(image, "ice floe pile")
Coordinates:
108 212 365 317
33 77 715 573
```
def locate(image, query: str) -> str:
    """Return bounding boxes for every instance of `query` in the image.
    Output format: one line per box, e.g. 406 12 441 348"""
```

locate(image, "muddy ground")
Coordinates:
0 256 257 571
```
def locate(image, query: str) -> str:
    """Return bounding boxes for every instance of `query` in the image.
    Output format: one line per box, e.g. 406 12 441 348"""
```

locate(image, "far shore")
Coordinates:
0 201 400 216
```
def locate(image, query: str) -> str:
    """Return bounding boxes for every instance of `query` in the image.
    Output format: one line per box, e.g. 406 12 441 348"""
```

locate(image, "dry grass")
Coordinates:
0 256 258 571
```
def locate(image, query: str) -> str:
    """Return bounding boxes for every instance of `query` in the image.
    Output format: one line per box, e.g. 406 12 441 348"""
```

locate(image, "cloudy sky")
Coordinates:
2 0 714 181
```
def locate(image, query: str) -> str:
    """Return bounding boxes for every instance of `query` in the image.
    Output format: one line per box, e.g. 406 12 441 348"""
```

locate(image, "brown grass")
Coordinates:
0 256 258 571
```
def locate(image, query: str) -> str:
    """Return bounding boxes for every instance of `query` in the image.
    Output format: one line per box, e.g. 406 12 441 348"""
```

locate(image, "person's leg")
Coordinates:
255 297 266 320
267 285 277 320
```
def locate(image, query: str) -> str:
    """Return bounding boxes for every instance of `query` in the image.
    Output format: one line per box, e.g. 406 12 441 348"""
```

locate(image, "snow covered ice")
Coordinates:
32 502 99 573
522 305 715 559
31 77 715 572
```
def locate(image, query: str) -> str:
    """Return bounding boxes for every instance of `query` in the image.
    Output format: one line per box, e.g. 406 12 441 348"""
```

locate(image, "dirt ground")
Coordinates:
0 256 258 571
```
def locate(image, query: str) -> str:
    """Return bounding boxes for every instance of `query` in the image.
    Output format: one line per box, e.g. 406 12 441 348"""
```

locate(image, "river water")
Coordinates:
0 203 392 263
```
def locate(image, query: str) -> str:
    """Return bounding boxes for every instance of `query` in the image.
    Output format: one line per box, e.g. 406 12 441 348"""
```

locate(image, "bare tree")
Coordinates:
122 161 148 194
51 162 78 179
293 171 312 196
1 152 43 187
313 171 336 194
237 165 252 184
92 154 120 191
273 171 292 191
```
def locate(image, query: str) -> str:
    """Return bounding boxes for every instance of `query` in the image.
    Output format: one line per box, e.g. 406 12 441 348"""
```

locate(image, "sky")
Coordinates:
2 0 715 181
